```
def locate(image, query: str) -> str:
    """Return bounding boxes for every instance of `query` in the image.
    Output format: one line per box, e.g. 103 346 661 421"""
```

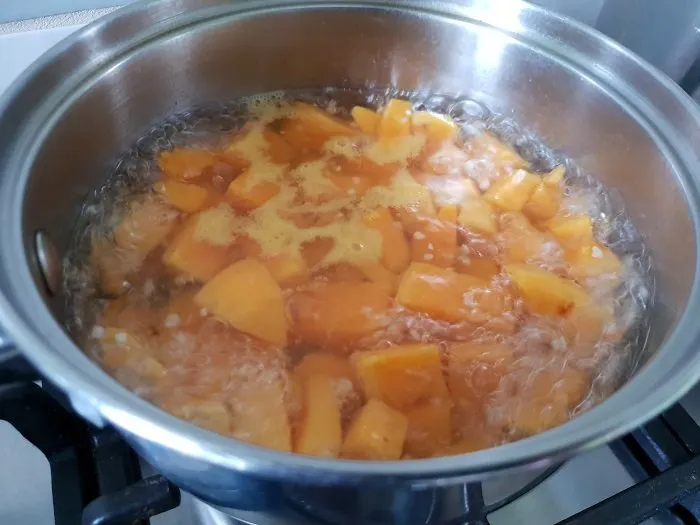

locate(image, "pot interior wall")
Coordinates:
20 4 695 376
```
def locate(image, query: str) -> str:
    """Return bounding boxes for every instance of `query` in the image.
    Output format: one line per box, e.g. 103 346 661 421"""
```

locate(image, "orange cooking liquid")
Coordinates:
84 98 634 460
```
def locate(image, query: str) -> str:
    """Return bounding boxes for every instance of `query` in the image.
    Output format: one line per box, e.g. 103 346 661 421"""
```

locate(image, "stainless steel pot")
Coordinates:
1 0 700 519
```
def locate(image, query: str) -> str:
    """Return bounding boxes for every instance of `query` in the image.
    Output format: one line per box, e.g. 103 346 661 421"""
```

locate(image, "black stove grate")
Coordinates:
2 369 700 524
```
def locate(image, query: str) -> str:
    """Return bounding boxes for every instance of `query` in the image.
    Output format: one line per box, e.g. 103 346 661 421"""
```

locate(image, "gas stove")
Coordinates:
4 5 700 525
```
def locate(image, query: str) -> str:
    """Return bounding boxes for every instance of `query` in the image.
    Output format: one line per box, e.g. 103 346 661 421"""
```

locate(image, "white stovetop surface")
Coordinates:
0 15 683 525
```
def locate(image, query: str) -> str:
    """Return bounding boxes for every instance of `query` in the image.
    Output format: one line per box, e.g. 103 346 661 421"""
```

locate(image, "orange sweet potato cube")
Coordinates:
411 205 458 267
484 169 540 212
99 328 165 381
377 98 413 141
403 401 452 458
231 378 292 452
455 254 500 281
499 212 549 264
566 243 622 281
506 264 590 317
296 374 343 457
163 210 233 281
352 343 449 410
195 258 288 346
155 180 211 213
563 302 614 349
300 237 335 269
226 174 280 211
357 262 399 296
341 399 408 460
467 132 528 173
411 111 458 143
351 106 381 135
261 254 309 287
396 262 511 324
447 343 514 404
158 148 219 181
293 353 358 390
289 282 391 348
459 197 497 235
522 182 561 223
363 207 410 273
113 197 179 257
548 215 594 247
293 102 360 138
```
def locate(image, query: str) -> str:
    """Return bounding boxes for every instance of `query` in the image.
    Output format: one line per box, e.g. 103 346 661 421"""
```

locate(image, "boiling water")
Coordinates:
62 87 653 446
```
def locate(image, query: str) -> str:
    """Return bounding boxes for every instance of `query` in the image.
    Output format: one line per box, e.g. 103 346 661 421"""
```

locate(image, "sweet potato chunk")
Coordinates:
231 378 292 452
293 353 358 390
195 258 288 345
484 169 540 212
523 182 560 222
377 99 413 141
363 207 410 273
563 302 614 349
396 262 511 324
289 282 391 348
447 343 513 404
459 197 497 235
403 401 452 458
411 111 458 143
226 174 280 211
158 148 219 181
455 254 500 281
296 374 343 457
411 205 458 267
293 102 359 138
300 237 335 269
498 212 549 264
114 197 179 258
353 343 449 410
163 212 232 281
506 264 590 317
261 254 309 287
341 399 408 460
155 180 211 213
351 106 381 135
566 243 622 281
99 328 165 381
548 215 594 247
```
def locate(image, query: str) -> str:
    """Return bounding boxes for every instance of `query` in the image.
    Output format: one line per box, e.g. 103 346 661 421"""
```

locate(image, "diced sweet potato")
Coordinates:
341 399 408 460
158 148 219 181
544 165 566 186
411 205 458 267
455 254 500 280
356 262 399 296
290 282 391 348
351 106 381 135
447 343 513 404
231 378 292 451
498 212 549 264
363 208 410 272
563 302 614 349
522 182 560 222
566 243 622 281
466 132 527 172
226 174 280 211
484 169 540 212
507 367 589 435
353 343 449 410
296 374 343 457
411 111 458 143
506 264 590 317
459 197 497 235
293 102 359 138
195 258 288 345
377 99 413 141
404 401 452 458
114 197 179 258
548 215 594 247
293 353 358 390
261 254 309 287
155 180 211 213
396 262 511 324
99 328 165 381
163 213 232 281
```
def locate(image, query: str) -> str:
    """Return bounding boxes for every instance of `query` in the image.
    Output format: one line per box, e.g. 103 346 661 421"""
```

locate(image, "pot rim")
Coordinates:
1 0 700 484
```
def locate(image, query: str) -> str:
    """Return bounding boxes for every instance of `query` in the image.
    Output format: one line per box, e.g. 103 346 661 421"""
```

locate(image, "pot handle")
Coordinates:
0 327 37 381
